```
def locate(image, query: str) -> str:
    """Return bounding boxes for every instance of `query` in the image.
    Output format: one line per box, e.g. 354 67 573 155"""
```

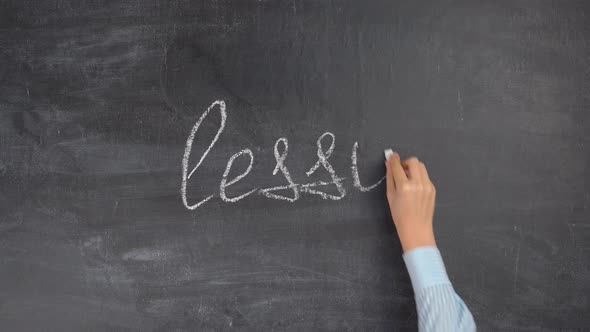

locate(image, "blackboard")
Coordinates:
1 1 589 330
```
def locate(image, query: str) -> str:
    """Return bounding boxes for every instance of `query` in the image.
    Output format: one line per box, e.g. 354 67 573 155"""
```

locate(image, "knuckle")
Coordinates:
401 183 413 192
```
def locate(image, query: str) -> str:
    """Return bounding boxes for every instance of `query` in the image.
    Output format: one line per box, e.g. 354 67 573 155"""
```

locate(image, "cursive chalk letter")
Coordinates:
181 100 226 210
301 132 346 200
260 137 300 202
351 142 385 192
220 149 257 202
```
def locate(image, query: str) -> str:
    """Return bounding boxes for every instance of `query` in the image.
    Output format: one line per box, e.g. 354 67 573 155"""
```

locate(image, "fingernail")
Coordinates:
384 149 393 160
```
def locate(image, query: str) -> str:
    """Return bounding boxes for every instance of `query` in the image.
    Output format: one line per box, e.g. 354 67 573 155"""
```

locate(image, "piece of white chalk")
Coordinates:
384 148 393 160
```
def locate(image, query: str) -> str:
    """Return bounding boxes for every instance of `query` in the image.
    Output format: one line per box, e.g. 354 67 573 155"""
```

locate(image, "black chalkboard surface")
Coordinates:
1 1 589 330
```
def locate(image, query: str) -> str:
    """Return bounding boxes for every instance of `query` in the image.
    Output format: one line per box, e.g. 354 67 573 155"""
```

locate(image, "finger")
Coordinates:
388 151 407 185
401 162 410 177
418 161 430 184
402 157 422 182
385 159 395 193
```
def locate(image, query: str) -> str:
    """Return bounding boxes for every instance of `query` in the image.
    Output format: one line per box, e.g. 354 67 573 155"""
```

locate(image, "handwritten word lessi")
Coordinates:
181 100 384 210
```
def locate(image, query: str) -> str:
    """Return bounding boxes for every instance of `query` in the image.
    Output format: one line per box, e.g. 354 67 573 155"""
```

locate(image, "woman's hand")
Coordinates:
385 150 436 252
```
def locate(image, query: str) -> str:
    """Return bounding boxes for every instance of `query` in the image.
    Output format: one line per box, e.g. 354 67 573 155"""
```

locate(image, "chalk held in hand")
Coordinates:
384 149 394 160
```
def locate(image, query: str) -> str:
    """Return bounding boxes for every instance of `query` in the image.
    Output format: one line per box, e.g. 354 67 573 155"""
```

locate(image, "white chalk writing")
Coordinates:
300 132 346 200
260 138 300 202
181 100 384 210
220 149 257 202
181 100 226 210
352 142 385 192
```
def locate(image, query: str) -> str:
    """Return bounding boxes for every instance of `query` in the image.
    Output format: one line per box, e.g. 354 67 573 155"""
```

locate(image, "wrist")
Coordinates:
399 230 436 252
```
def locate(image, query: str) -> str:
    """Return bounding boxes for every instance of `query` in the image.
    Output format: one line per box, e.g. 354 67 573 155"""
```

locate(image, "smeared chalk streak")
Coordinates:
512 227 523 293
457 90 464 121
122 248 173 261
566 223 576 248
512 244 521 292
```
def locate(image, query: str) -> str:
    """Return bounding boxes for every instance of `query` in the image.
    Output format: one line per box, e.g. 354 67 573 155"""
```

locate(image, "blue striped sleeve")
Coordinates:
403 247 476 332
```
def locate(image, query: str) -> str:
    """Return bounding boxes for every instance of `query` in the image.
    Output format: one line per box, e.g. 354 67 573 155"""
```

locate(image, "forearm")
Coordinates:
403 247 476 332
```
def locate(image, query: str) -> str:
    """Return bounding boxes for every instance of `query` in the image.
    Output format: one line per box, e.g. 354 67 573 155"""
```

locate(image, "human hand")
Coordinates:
384 150 436 252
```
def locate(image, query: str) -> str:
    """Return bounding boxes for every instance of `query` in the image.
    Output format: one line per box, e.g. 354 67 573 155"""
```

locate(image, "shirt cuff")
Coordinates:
402 246 451 292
